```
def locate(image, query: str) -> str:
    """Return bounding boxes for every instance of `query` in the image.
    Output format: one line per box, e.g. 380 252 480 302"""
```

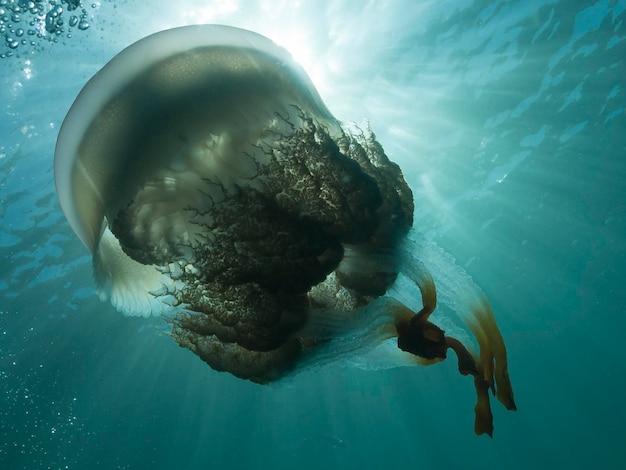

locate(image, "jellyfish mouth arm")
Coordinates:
172 325 302 384
394 265 446 360
393 257 515 437
93 225 180 317
465 296 517 412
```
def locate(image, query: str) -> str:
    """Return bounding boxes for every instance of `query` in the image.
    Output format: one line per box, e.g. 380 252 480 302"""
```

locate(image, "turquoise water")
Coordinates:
1 1 625 468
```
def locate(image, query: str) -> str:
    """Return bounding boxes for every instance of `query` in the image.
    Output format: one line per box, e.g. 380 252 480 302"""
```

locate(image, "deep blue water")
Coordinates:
1 1 625 469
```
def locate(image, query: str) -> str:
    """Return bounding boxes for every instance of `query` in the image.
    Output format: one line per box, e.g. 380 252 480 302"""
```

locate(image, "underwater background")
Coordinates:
1 0 624 468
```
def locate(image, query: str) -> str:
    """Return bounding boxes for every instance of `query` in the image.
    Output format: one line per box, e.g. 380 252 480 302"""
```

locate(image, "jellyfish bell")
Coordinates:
54 24 343 316
54 24 515 435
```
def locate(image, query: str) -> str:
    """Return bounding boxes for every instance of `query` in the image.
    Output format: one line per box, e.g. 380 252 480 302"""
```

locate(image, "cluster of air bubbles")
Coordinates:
1 0 99 58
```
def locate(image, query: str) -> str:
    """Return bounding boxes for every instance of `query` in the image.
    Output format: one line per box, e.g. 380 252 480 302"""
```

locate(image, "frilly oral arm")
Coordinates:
393 263 515 436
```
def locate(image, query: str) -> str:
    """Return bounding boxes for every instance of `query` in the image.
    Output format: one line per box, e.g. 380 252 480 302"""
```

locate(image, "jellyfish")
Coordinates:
54 25 515 436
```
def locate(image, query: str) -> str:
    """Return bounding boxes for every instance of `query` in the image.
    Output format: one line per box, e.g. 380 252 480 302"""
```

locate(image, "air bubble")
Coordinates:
1 0 98 57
